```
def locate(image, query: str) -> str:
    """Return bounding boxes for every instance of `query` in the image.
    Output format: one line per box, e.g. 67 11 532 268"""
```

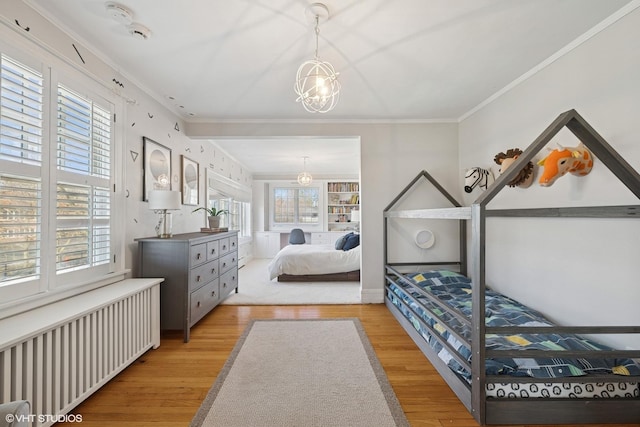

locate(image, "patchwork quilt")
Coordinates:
387 270 640 383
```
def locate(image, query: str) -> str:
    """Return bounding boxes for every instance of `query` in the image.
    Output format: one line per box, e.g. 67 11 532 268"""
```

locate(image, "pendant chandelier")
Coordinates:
297 156 313 186
294 3 340 113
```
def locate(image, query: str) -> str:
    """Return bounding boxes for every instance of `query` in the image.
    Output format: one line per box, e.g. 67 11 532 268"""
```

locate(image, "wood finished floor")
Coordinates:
56 304 636 427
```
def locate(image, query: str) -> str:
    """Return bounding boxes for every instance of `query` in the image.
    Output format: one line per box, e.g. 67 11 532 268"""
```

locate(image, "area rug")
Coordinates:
190 319 409 427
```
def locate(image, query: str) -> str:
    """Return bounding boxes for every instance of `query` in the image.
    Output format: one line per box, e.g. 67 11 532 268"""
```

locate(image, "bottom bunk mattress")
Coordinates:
386 269 640 399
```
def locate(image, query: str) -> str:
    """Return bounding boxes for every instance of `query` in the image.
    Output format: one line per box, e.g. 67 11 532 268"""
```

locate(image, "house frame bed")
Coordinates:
383 110 640 425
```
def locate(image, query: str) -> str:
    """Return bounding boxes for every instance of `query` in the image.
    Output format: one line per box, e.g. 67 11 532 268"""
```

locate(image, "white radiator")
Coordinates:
0 279 161 426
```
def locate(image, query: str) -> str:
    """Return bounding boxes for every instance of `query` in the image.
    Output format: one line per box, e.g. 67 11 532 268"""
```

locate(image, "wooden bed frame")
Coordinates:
277 270 360 282
383 110 640 425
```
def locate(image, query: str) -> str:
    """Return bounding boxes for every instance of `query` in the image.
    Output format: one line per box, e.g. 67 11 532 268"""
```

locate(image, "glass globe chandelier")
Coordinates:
297 156 313 186
294 3 340 113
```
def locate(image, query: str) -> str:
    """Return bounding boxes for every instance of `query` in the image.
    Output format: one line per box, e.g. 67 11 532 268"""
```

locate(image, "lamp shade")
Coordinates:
148 190 181 210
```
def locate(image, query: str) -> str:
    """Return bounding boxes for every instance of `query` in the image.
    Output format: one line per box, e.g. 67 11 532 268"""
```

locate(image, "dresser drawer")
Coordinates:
206 240 220 260
229 235 238 252
219 268 238 298
218 237 231 255
189 259 219 291
190 243 207 266
219 251 237 274
190 279 219 326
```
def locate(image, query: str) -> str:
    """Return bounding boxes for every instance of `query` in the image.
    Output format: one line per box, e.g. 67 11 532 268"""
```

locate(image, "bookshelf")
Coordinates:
327 181 360 232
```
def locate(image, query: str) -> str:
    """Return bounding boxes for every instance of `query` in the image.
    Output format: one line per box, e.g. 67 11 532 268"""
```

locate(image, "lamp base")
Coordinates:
155 211 173 239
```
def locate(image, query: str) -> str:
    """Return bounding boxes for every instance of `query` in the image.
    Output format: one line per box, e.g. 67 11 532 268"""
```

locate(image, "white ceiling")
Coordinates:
211 137 360 179
23 0 633 175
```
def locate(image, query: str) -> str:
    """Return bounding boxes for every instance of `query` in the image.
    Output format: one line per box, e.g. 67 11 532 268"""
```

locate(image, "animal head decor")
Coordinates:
537 142 593 187
494 148 534 188
464 167 494 193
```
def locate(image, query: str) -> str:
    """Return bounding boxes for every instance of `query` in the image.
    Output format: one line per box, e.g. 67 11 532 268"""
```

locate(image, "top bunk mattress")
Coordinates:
386 269 640 383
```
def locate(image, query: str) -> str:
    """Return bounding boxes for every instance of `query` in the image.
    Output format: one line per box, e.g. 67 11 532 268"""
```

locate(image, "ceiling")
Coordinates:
23 0 633 175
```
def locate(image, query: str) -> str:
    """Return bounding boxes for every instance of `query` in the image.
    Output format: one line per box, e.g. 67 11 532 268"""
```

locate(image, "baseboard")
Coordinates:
360 287 384 304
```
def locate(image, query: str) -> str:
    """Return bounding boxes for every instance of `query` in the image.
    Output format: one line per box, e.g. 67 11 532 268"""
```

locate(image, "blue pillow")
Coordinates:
342 233 360 251
335 232 353 250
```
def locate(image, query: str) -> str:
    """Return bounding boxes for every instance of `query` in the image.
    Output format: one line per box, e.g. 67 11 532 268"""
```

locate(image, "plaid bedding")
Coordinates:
387 270 640 382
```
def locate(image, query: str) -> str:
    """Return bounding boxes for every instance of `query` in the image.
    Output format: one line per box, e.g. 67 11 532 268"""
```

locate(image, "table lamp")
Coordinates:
350 209 360 232
148 190 181 238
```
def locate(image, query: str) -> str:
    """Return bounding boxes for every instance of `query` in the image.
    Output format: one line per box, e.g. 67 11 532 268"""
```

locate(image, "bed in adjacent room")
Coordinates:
268 242 360 282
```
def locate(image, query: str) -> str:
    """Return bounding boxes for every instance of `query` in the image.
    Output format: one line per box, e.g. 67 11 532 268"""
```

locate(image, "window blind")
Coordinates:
56 85 111 273
57 85 111 178
0 54 43 166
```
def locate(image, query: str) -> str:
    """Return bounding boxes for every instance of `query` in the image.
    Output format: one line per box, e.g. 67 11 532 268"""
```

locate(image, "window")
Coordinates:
0 50 117 304
273 187 319 225
213 198 251 238
55 85 112 274
1 54 44 287
206 168 252 238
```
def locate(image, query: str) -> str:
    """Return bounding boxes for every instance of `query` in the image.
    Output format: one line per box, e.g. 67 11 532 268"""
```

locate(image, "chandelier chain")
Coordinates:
314 15 320 59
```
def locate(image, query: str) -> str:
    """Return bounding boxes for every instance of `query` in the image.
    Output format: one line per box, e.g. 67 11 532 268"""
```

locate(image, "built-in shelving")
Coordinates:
327 181 360 232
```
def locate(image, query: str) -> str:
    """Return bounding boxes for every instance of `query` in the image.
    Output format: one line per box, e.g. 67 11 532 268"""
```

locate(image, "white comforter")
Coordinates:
267 244 361 280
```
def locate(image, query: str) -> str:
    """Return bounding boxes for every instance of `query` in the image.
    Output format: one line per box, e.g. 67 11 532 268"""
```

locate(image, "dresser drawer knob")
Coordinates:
211 291 216 297
196 275 201 282
222 245 227 250
196 253 202 260
222 262 227 268
223 282 227 288
211 268 216 274
196 301 201 308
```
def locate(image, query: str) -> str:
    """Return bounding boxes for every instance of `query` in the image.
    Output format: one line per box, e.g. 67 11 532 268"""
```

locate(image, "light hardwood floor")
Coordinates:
56 304 636 427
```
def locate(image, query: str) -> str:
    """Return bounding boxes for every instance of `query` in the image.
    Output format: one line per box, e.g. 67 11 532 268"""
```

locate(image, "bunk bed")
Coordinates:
383 110 640 425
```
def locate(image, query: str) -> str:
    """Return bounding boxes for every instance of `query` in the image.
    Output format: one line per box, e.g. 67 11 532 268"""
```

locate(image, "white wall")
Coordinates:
1 2 252 279
458 8 640 348
187 122 460 302
122 97 252 277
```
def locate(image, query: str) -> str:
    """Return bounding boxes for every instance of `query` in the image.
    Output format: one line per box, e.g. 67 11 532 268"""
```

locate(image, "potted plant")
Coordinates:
192 206 228 229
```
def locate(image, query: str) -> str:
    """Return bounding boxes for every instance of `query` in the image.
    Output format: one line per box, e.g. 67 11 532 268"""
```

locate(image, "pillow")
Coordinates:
334 232 353 250
342 233 360 251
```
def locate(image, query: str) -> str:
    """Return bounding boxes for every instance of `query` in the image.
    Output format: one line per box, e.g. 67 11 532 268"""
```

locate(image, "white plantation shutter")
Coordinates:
56 85 111 274
0 54 43 286
0 44 120 304
0 54 43 166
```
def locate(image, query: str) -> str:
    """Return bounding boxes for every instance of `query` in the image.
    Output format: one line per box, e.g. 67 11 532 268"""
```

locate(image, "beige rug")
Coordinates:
190 319 409 427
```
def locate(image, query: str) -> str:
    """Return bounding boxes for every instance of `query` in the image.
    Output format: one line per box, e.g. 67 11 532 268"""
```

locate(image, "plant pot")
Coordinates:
207 216 221 229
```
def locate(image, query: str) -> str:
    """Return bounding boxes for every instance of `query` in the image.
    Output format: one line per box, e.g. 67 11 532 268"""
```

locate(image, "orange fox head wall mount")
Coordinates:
537 142 594 187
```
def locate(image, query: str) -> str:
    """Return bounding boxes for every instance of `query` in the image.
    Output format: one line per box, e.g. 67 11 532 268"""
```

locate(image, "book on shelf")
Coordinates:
200 227 229 233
